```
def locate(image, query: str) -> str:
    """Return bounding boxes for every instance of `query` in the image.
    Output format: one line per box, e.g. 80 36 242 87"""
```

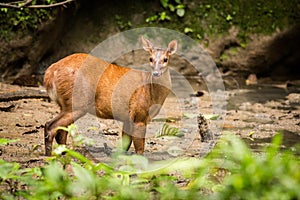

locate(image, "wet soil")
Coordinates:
224 83 300 153
0 79 300 168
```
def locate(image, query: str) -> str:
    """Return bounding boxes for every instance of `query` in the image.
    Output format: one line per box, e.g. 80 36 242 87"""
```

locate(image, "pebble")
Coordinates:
239 102 252 111
287 93 300 104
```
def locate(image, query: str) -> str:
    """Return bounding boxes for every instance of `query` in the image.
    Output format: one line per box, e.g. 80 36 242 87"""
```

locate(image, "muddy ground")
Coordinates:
0 78 300 168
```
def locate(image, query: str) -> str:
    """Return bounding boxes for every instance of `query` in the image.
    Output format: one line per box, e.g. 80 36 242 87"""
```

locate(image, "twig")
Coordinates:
0 2 19 8
20 0 33 8
28 0 74 8
0 0 74 9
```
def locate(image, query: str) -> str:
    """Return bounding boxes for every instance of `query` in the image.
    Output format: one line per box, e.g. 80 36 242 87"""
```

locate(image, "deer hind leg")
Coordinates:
55 129 68 145
44 110 85 156
45 113 68 145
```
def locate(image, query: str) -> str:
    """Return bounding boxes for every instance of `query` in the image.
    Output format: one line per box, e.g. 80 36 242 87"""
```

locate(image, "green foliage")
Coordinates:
0 0 59 39
115 14 132 31
56 124 94 150
195 0 295 35
212 134 300 199
145 0 299 40
146 0 185 23
0 132 299 199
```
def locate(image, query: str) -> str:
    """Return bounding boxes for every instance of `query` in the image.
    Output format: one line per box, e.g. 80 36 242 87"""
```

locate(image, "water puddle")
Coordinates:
224 83 300 153
243 130 300 154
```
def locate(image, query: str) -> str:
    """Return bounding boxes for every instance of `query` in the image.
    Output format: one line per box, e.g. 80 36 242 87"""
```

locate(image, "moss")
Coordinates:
143 0 300 40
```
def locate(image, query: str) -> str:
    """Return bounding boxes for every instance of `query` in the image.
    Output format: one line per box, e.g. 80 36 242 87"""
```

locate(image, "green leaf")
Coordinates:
42 161 69 185
176 8 185 17
205 4 211 9
117 154 149 172
226 14 233 21
197 34 203 40
0 160 20 180
160 0 169 8
146 15 158 23
204 114 220 120
176 4 185 9
159 12 171 21
0 8 8 13
0 138 18 146
156 123 184 137
71 162 96 195
182 113 198 119
53 145 67 155
118 165 135 172
247 131 255 140
66 149 94 166
168 4 175 12
93 162 114 173
184 27 194 33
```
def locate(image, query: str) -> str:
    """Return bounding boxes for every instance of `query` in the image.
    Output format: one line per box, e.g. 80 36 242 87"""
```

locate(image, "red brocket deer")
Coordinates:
43 37 177 156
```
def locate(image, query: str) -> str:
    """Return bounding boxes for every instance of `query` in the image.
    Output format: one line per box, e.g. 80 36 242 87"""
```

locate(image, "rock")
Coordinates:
0 7 75 79
286 93 300 104
208 25 300 80
197 113 213 142
239 102 252 111
243 113 273 124
246 74 258 85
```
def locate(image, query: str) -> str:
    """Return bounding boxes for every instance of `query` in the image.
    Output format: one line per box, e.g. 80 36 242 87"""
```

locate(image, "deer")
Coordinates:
43 36 177 156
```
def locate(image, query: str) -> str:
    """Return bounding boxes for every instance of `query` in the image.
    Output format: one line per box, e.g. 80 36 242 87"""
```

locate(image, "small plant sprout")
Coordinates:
156 123 184 138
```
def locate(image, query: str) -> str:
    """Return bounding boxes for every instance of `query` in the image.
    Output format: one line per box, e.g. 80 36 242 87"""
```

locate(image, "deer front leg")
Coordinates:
122 123 132 152
132 122 146 155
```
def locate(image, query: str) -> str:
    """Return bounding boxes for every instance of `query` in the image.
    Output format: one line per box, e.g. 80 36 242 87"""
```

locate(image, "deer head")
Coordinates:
142 36 177 77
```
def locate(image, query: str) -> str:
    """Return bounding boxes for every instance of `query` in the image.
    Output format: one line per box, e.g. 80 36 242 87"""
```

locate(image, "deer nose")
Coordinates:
152 71 160 77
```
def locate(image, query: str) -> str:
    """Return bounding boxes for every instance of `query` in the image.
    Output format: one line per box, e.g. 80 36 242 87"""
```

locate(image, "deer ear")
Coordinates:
167 40 177 55
141 36 153 53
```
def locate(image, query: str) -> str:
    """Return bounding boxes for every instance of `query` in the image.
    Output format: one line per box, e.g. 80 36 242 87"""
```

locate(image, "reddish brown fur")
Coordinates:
43 38 177 156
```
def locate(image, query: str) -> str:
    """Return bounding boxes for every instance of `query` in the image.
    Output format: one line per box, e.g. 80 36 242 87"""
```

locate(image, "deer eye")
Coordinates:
163 58 168 63
149 57 153 62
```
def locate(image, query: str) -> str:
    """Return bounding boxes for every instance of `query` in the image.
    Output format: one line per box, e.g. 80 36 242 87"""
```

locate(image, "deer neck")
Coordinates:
147 68 171 103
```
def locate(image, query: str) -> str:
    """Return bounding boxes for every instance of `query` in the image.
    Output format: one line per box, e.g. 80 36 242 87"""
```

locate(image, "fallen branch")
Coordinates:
0 0 74 9
0 89 49 102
